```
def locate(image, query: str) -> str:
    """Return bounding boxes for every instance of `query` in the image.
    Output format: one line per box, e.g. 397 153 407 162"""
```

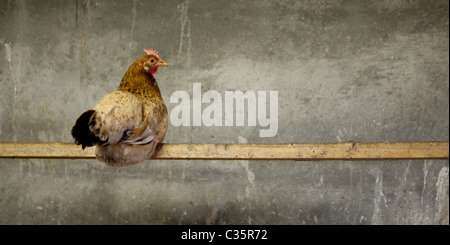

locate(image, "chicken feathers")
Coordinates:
71 49 168 167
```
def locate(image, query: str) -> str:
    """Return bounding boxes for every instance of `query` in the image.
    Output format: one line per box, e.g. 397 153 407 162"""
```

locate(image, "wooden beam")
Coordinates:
0 142 448 160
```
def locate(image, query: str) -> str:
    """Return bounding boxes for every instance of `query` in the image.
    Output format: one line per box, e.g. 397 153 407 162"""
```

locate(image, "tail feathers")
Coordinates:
71 110 107 149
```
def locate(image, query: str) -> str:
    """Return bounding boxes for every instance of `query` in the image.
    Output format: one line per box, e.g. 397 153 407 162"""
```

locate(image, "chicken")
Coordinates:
71 49 168 167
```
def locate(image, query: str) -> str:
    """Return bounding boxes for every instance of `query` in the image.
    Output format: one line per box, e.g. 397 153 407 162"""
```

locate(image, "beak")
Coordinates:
159 61 168 66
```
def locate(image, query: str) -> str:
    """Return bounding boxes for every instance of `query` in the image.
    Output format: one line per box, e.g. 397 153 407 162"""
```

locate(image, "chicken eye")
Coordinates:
150 59 155 63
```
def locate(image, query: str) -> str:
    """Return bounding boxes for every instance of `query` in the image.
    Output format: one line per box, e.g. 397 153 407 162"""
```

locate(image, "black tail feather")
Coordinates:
71 110 106 149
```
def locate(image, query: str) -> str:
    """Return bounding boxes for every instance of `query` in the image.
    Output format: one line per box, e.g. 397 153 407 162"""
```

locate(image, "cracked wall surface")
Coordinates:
0 0 448 224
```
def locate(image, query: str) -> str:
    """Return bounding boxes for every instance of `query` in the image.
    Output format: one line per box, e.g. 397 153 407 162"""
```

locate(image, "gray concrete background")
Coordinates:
0 0 448 224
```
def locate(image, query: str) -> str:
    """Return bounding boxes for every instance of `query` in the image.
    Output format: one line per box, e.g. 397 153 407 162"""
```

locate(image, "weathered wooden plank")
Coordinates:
0 142 448 160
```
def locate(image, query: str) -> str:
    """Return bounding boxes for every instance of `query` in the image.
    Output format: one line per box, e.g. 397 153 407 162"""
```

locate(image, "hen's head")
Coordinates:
142 49 168 75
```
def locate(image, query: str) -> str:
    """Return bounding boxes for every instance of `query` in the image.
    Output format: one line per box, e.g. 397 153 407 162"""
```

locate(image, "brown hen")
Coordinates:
71 49 168 167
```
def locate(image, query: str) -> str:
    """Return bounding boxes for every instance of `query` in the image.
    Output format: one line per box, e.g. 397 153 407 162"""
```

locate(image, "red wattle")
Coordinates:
150 66 159 75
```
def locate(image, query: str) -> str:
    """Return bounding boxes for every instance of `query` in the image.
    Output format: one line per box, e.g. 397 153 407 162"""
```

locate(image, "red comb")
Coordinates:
143 49 162 61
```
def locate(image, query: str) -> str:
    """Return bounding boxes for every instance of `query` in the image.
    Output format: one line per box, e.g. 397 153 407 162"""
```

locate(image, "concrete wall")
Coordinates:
0 0 448 224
